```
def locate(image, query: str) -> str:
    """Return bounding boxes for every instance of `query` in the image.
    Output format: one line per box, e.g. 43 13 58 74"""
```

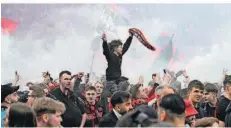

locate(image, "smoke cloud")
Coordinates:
1 4 231 90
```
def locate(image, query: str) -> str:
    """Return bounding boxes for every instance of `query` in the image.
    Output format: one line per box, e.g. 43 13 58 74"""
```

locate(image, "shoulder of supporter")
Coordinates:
216 96 230 121
99 112 112 124
50 87 60 96
78 97 85 105
76 97 86 114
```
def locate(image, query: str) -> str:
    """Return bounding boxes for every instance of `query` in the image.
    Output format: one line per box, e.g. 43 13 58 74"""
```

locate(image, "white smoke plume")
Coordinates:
1 4 231 90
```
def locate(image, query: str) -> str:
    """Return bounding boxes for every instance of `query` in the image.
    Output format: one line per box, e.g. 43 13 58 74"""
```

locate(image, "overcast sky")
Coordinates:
1 4 231 87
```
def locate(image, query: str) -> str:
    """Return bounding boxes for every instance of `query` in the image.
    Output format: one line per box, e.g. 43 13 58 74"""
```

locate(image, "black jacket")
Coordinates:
51 88 85 127
73 78 85 100
195 102 205 119
103 36 133 81
98 111 118 127
225 101 231 127
216 95 231 122
201 102 218 117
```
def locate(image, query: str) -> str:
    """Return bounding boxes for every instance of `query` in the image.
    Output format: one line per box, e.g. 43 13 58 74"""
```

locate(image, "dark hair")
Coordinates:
188 80 204 92
185 117 192 126
8 103 37 127
85 86 96 92
135 105 158 119
16 91 29 103
152 73 157 78
224 75 231 88
59 70 71 79
147 82 159 97
111 91 131 108
26 82 33 87
116 105 158 127
204 83 218 94
87 73 90 78
108 39 123 52
159 94 185 115
129 84 140 99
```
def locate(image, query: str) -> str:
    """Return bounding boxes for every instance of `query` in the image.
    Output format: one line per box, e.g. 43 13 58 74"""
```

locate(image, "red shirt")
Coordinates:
146 93 156 103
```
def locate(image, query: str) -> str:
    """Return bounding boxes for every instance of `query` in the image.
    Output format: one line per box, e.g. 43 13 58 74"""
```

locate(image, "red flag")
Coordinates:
129 28 156 51
1 18 18 34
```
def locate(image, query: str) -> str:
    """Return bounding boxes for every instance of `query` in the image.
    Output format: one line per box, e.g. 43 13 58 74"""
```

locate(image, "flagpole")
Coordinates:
89 50 96 83
89 6 105 83
89 5 109 83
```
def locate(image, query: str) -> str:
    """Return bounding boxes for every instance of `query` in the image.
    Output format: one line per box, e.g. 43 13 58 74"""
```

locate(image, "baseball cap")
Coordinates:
1 84 19 102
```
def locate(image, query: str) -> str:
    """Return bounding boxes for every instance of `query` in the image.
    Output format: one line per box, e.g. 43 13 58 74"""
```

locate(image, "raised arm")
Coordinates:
73 77 82 93
12 71 20 86
102 33 111 60
122 33 133 55
183 70 190 88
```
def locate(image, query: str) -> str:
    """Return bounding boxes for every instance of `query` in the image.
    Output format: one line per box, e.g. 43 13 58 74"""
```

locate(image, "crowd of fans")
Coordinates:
1 68 231 127
1 31 231 127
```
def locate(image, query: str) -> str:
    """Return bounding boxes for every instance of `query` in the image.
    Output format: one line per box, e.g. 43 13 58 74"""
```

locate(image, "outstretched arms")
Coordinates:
102 33 111 60
122 32 133 55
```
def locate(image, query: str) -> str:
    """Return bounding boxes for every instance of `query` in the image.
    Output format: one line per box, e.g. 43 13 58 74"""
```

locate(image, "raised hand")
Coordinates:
13 71 20 86
129 30 134 37
15 71 20 83
42 72 48 78
78 72 84 78
102 33 107 41
162 74 171 85
183 69 188 78
222 69 228 81
138 76 144 85
223 69 228 76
